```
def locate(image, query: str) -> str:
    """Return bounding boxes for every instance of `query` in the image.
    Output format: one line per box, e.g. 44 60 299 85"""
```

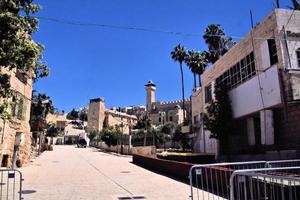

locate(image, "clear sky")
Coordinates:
33 0 292 112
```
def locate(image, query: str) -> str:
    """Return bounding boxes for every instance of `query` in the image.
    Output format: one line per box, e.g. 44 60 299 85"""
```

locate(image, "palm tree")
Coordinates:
185 51 198 90
171 44 188 122
203 24 236 63
185 50 209 88
291 0 300 10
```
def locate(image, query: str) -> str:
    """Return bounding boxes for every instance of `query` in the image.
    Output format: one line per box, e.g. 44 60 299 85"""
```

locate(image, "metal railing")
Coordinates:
0 169 23 200
230 167 300 200
189 159 300 200
189 161 268 200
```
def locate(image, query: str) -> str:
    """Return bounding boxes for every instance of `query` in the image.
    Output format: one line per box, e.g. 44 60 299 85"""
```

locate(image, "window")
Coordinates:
205 84 212 103
169 116 173 122
158 117 161 123
16 70 28 84
193 115 199 125
11 96 17 117
17 97 25 120
215 52 256 91
297 48 300 68
268 39 278 66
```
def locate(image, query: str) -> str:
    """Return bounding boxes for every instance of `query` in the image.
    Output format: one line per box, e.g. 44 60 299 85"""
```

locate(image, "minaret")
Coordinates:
145 80 156 112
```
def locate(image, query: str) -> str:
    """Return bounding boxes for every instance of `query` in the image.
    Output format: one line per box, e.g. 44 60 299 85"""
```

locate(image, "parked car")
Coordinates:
77 139 87 148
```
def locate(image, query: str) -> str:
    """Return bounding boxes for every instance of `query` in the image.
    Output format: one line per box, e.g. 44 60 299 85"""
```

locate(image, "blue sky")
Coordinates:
33 0 292 112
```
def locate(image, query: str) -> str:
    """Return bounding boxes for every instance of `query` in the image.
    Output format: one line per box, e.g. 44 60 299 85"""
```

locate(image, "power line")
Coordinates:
37 16 299 41
37 16 201 37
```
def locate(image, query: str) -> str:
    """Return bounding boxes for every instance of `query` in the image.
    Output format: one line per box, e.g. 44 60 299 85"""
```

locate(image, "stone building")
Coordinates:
46 113 68 131
191 9 300 160
0 68 33 167
145 80 190 126
87 98 137 134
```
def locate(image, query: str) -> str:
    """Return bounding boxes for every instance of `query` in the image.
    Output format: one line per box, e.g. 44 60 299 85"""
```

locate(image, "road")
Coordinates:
20 145 190 200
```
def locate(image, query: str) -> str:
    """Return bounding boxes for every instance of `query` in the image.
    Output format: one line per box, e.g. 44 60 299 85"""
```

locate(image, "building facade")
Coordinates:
145 80 190 127
191 9 300 159
87 98 137 134
0 68 33 167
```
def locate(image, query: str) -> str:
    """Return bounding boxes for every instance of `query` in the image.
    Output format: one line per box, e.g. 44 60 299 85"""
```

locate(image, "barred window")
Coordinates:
205 84 212 103
11 96 17 117
17 97 24 120
216 52 256 90
297 48 300 68
268 39 278 66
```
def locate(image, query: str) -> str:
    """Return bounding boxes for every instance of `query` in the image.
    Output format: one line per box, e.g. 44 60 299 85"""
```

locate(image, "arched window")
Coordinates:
297 48 300 68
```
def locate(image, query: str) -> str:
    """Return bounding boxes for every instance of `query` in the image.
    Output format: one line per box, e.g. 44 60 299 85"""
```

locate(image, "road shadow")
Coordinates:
130 162 190 186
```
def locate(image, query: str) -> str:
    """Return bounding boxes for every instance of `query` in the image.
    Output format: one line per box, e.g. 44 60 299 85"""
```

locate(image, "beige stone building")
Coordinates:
191 9 300 160
46 113 68 130
145 80 190 127
0 68 33 167
87 98 137 134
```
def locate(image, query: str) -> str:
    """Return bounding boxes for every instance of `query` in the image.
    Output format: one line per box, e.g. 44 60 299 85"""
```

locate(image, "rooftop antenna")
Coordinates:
275 0 280 8
250 10 254 29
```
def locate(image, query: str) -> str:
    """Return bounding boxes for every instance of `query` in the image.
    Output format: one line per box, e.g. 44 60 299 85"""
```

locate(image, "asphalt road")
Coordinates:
20 145 190 200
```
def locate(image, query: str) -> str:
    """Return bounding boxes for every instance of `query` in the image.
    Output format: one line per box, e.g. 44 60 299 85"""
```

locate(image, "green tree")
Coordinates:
100 126 118 147
185 50 209 88
79 111 88 121
203 24 236 64
88 131 97 141
67 109 79 120
203 83 233 155
159 122 178 149
171 44 188 122
30 92 54 119
0 0 49 120
46 123 59 138
30 92 54 131
0 0 49 72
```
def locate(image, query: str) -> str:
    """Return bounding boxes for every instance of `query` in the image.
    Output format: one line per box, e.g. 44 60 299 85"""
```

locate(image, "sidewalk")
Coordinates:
20 145 190 200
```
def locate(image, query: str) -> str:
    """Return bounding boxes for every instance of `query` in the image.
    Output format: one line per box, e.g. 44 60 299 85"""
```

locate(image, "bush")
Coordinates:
100 127 118 147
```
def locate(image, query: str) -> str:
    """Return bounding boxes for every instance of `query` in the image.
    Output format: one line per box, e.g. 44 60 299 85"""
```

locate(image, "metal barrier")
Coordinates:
189 159 300 200
189 161 268 200
230 167 300 200
0 169 23 200
266 159 300 168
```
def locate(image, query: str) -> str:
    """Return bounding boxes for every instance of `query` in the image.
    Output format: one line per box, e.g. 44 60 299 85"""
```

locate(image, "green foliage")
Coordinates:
185 50 209 87
0 74 12 98
46 123 59 138
134 115 151 129
79 110 88 121
0 0 49 76
67 109 79 120
171 44 188 64
171 125 190 150
203 83 233 154
30 92 54 124
0 101 11 121
88 131 97 141
203 24 236 64
100 126 118 147
0 0 49 119
160 122 177 136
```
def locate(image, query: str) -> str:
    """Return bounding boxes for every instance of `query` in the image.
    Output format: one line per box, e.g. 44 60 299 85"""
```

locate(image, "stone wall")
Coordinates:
0 68 33 167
